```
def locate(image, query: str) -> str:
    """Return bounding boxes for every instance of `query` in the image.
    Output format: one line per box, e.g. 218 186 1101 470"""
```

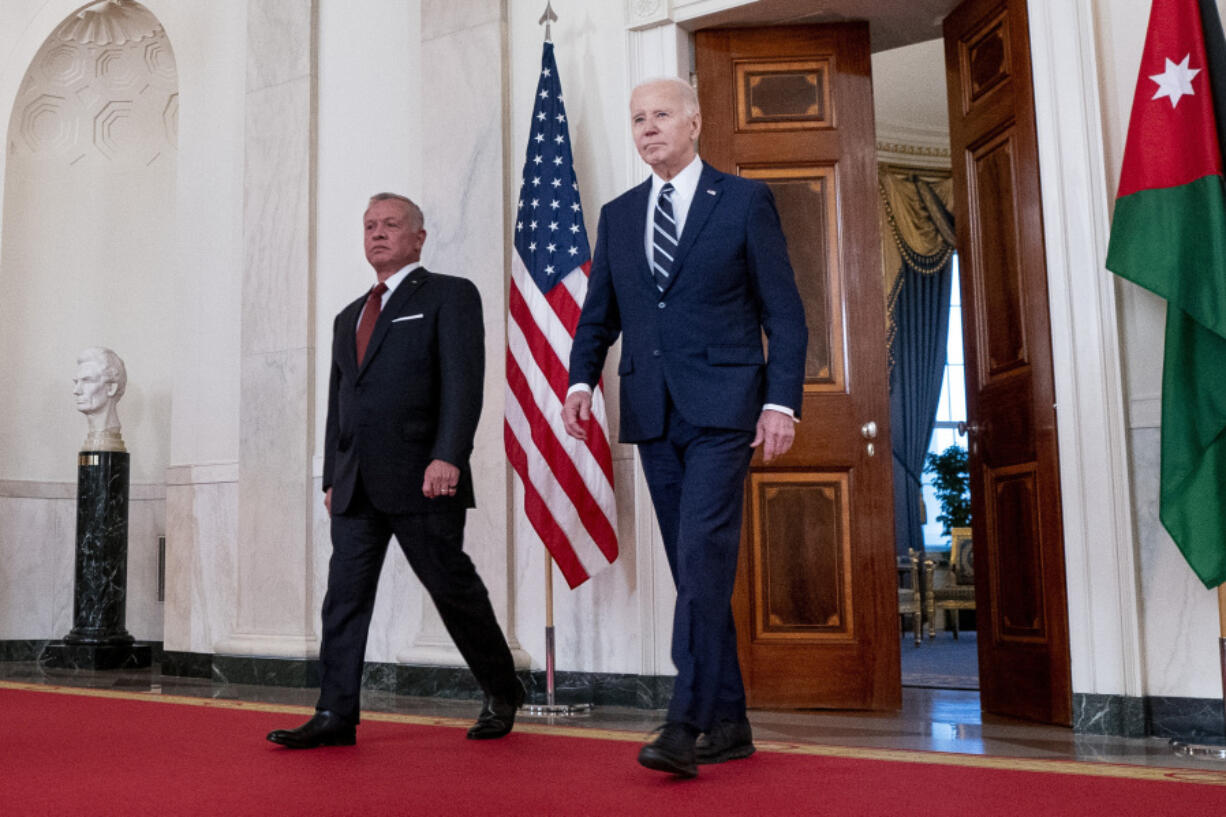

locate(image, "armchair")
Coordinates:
898 548 922 646
925 528 976 639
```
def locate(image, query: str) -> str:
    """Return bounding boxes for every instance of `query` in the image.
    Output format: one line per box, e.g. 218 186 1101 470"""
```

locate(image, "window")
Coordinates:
921 255 967 549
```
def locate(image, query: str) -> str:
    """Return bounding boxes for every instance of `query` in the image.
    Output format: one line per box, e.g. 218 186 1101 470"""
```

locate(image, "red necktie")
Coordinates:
355 282 388 365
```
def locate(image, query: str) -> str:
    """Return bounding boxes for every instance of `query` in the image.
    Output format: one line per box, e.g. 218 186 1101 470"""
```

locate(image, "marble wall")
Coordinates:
0 479 164 643
156 0 248 655
400 0 517 668
0 1 178 488
1091 0 1226 700
310 0 423 665
163 465 237 653
1128 427 1223 698
0 0 182 651
213 0 318 661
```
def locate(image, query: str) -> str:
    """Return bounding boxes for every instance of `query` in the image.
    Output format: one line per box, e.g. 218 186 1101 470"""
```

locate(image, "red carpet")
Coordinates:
3 683 1225 816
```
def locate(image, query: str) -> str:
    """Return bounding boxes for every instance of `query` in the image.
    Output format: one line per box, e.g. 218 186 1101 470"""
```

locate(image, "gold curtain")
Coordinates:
878 167 955 360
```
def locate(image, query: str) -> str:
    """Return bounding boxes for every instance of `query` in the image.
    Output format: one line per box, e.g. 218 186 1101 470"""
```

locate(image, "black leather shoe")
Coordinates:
696 717 755 764
466 681 526 740
637 722 698 778
266 710 356 749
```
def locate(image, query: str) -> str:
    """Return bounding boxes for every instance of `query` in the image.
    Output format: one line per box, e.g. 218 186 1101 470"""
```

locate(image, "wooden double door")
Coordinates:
696 0 1072 724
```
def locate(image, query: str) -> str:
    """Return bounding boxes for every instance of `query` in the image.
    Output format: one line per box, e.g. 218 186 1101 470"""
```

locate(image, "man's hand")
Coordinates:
562 390 592 440
325 487 332 517
751 409 795 463
423 459 461 498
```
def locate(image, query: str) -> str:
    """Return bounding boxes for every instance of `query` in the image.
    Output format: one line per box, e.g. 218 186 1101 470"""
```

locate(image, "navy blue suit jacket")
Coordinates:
569 162 807 442
323 267 484 515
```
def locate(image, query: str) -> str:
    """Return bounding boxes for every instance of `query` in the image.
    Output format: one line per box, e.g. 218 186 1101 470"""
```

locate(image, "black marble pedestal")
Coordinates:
41 451 150 670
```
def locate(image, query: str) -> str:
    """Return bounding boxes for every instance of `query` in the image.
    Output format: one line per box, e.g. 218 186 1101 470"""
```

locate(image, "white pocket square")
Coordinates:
392 314 424 323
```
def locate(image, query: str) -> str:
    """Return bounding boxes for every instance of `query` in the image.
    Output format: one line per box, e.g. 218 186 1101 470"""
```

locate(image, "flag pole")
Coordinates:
1170 584 1226 759
523 552 592 716
544 554 556 705
518 1 592 720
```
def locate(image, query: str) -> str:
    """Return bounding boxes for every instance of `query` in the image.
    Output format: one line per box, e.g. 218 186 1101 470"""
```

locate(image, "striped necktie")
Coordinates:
652 182 678 291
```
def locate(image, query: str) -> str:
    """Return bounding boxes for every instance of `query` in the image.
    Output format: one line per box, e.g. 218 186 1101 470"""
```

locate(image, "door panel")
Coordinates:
945 0 1072 725
970 134 1028 372
697 23 898 710
744 166 841 387
751 473 853 638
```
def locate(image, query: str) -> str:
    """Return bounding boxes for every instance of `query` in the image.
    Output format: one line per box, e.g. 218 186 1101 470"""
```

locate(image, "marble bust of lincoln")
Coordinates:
74 346 127 452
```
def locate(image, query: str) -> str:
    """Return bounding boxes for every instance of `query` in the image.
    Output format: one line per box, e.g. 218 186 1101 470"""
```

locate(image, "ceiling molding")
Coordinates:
875 121 950 169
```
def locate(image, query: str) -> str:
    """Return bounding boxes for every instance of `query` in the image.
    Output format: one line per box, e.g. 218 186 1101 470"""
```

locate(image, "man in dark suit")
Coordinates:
268 193 523 749
563 78 807 778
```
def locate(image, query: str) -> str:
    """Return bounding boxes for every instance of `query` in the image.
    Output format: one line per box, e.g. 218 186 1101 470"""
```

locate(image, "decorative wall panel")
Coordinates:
9 1 176 168
734 59 830 131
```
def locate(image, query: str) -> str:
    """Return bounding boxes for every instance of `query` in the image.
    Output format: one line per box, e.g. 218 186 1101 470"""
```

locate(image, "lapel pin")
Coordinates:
706 189 717 196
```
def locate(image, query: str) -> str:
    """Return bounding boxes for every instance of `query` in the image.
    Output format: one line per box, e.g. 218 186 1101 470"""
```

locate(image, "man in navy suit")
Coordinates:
268 193 523 749
564 78 807 778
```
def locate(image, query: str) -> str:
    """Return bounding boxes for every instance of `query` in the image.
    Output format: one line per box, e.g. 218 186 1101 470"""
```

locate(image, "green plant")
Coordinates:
923 444 970 536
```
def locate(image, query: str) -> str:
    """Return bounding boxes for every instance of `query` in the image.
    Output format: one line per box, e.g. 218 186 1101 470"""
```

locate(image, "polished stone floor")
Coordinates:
3 657 1225 774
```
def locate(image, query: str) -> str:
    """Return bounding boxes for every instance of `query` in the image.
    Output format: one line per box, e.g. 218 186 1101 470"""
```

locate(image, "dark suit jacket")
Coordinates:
323 266 484 515
569 162 807 442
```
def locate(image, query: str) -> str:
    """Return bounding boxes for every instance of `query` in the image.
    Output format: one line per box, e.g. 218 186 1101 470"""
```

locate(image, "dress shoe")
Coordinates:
696 717 755 764
637 722 698 778
266 710 356 749
466 681 526 740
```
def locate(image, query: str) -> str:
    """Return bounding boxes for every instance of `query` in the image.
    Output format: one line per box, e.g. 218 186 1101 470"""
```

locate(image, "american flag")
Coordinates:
505 41 618 588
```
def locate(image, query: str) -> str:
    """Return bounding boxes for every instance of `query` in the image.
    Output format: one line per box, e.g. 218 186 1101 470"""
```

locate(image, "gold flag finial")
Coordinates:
539 1 558 42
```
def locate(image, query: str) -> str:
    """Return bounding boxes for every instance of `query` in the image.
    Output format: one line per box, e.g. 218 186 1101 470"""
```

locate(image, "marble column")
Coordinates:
400 0 529 670
214 0 319 659
42 452 151 669
624 13 689 680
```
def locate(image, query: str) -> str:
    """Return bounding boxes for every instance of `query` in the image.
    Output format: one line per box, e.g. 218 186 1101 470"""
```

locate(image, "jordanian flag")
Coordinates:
1107 0 1226 588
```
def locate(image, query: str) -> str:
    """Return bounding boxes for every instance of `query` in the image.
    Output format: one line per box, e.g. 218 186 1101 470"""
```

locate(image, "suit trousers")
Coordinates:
637 402 755 733
317 477 517 723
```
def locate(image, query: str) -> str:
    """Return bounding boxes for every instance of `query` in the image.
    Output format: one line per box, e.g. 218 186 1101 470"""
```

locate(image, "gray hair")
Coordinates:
78 346 127 400
633 76 700 117
367 192 424 230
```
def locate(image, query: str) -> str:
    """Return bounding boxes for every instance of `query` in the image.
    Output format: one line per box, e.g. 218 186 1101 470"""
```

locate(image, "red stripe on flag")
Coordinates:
506 352 619 563
508 276 615 485
544 261 589 335
508 278 570 402
504 421 590 588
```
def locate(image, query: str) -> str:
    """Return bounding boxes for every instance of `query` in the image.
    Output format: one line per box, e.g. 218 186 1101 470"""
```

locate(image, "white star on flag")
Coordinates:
1150 53 1201 108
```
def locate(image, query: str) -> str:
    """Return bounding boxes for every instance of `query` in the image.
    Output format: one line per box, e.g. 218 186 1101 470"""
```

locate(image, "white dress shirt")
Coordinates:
357 261 421 325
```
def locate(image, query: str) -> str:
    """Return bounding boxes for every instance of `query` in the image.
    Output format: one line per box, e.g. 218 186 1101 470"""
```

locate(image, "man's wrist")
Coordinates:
568 383 594 398
763 403 798 422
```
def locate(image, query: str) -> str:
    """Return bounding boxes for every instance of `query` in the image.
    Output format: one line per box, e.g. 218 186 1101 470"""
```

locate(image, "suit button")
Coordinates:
658 301 666 309
652 349 661 357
